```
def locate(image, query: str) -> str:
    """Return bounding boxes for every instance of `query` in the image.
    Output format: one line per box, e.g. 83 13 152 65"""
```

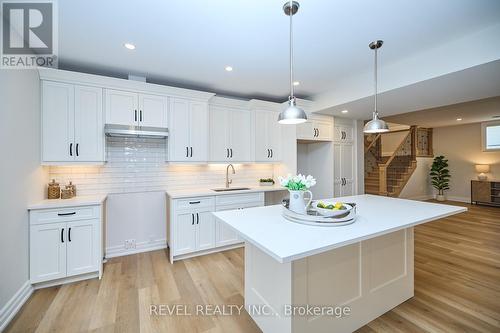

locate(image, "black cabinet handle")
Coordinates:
61 228 64 243
58 212 76 216
267 149 269 158
68 227 71 242
186 147 189 158
189 201 201 204
226 148 229 158
317 129 320 137
196 213 199 224
140 110 143 122
76 143 79 157
135 110 137 122
230 148 233 158
69 143 73 156
191 213 194 225
190 147 193 157
270 149 273 158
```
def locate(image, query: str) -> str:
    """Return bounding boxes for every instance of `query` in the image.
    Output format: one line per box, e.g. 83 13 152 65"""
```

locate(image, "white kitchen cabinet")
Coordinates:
196 211 216 251
168 98 208 162
105 89 167 128
255 110 282 162
174 212 197 255
297 118 333 141
209 106 252 162
334 124 354 143
29 202 104 285
334 142 355 197
42 81 104 164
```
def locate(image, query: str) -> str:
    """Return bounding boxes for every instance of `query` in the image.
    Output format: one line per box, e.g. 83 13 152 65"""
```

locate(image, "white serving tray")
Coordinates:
281 202 357 227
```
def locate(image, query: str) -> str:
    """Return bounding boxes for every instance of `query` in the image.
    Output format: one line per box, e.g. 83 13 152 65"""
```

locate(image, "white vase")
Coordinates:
288 190 313 214
436 194 445 201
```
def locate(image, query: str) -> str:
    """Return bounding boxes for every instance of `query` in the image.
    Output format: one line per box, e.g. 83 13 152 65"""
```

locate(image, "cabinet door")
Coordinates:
254 110 270 161
139 94 168 128
105 89 138 126
341 143 355 196
316 120 333 141
333 125 343 142
30 222 67 283
66 219 99 277
42 81 74 162
169 98 191 161
196 211 216 251
229 109 252 162
297 121 314 140
333 143 342 197
209 106 230 161
269 113 282 161
74 85 104 162
189 101 209 162
342 126 354 142
173 212 197 255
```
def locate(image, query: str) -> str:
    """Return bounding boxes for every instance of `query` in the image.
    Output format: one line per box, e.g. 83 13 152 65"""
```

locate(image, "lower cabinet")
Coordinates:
29 204 103 284
168 192 265 262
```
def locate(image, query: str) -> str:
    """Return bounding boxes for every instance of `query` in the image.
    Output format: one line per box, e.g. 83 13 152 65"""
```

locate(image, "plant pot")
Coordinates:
436 194 446 202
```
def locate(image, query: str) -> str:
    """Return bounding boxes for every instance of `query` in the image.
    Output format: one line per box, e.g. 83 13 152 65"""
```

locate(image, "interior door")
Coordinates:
30 222 67 283
169 98 191 161
174 212 197 255
42 81 75 162
196 211 216 251
139 94 167 128
74 85 104 162
209 106 230 161
189 101 209 162
105 89 138 126
66 219 99 277
229 108 252 162
254 110 270 161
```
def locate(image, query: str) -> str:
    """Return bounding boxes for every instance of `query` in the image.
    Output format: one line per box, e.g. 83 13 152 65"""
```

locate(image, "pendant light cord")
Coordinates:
289 0 294 100
374 46 378 116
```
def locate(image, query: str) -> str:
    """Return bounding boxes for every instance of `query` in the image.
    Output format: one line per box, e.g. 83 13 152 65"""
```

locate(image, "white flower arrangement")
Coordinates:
279 174 316 191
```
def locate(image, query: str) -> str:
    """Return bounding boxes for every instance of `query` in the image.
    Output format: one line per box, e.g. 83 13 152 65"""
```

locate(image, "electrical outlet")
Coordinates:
124 239 136 249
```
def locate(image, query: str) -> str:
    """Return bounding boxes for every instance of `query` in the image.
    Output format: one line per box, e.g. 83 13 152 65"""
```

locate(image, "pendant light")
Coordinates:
363 40 389 133
278 1 307 124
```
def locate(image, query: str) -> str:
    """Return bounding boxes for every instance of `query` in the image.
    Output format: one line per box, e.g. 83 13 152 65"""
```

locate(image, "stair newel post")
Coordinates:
376 134 382 163
410 125 417 161
379 165 388 196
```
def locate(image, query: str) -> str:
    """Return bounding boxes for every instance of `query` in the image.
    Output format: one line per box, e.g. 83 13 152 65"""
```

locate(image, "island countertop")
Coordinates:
212 194 466 263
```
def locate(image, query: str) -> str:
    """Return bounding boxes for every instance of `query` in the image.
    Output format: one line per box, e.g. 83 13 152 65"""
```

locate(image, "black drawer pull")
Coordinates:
58 212 76 216
61 228 64 243
192 214 194 225
189 201 201 204
68 227 72 242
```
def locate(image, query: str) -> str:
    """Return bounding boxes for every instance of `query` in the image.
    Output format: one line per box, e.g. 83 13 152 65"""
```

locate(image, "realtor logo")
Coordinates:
1 0 58 68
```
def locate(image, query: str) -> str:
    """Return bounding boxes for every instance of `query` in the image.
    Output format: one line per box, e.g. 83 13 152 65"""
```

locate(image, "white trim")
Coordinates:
171 243 244 262
0 281 33 332
33 272 99 290
38 68 215 101
481 120 500 152
445 195 470 203
402 195 434 201
105 239 167 259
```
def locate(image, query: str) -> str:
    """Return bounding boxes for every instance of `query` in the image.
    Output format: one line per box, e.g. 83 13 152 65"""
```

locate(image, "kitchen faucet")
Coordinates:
226 164 235 188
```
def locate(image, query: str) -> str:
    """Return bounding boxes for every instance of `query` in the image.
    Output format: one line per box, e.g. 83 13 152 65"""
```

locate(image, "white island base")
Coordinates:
245 228 414 333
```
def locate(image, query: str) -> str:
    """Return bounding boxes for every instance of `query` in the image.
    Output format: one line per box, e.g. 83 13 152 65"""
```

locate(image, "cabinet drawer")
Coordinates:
176 196 215 211
216 192 264 207
30 206 100 225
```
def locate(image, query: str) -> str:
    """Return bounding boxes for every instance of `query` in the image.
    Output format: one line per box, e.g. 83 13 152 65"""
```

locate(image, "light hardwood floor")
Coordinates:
5 201 500 333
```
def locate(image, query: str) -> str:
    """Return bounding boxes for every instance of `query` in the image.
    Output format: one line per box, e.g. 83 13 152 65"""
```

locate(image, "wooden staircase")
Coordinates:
364 126 418 197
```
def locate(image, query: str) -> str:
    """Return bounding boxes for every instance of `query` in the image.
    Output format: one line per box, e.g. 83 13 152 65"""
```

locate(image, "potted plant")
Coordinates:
430 155 451 201
259 178 275 186
279 174 316 214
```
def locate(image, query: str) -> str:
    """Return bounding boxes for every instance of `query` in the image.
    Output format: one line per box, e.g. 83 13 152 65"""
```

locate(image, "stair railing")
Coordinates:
378 126 417 195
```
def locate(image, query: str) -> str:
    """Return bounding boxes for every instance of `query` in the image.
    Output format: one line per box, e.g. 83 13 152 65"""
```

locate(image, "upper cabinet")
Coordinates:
254 110 282 162
42 81 104 164
168 98 209 162
209 103 252 162
297 118 333 141
105 89 167 128
334 124 353 143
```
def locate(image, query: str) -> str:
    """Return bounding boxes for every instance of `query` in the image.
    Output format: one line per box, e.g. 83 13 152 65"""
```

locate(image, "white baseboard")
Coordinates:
0 280 33 331
445 196 470 203
105 239 167 259
402 195 433 201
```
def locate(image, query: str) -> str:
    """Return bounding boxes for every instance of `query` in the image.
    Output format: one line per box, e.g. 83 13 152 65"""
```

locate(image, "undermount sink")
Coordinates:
211 187 251 192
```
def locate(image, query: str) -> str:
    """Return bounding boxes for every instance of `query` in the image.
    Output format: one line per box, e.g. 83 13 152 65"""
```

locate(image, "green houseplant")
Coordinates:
430 155 451 201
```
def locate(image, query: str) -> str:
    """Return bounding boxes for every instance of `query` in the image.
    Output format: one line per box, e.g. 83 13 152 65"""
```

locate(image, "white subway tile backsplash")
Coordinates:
48 137 276 196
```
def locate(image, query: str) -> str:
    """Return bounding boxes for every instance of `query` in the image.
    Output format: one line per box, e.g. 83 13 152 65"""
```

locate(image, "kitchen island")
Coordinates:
213 195 466 333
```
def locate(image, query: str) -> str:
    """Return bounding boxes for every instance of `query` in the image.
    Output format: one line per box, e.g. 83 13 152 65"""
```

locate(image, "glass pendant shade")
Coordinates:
278 98 307 124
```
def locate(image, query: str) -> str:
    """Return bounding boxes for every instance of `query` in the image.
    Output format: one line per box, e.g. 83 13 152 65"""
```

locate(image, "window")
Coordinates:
482 121 500 151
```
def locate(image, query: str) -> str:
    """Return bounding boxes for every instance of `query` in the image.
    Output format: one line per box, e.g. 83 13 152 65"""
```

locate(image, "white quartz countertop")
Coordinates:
166 184 287 199
213 195 467 263
28 195 107 210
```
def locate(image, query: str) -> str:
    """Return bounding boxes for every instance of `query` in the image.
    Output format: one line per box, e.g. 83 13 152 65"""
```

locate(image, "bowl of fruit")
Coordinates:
314 201 353 217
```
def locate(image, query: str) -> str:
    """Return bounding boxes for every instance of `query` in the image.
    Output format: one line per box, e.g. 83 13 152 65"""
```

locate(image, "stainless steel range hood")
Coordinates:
104 124 168 139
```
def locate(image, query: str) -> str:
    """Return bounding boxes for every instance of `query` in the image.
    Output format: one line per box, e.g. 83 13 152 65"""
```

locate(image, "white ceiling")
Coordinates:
58 0 500 102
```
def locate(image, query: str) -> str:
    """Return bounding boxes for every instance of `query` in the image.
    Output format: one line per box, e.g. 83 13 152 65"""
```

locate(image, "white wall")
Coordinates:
399 157 434 200
381 131 408 156
433 122 500 202
0 70 47 324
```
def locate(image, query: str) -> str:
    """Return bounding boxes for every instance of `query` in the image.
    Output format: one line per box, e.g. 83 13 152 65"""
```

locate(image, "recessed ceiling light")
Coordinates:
341 110 349 114
124 43 136 50
225 66 233 72
293 81 300 86
456 118 462 121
